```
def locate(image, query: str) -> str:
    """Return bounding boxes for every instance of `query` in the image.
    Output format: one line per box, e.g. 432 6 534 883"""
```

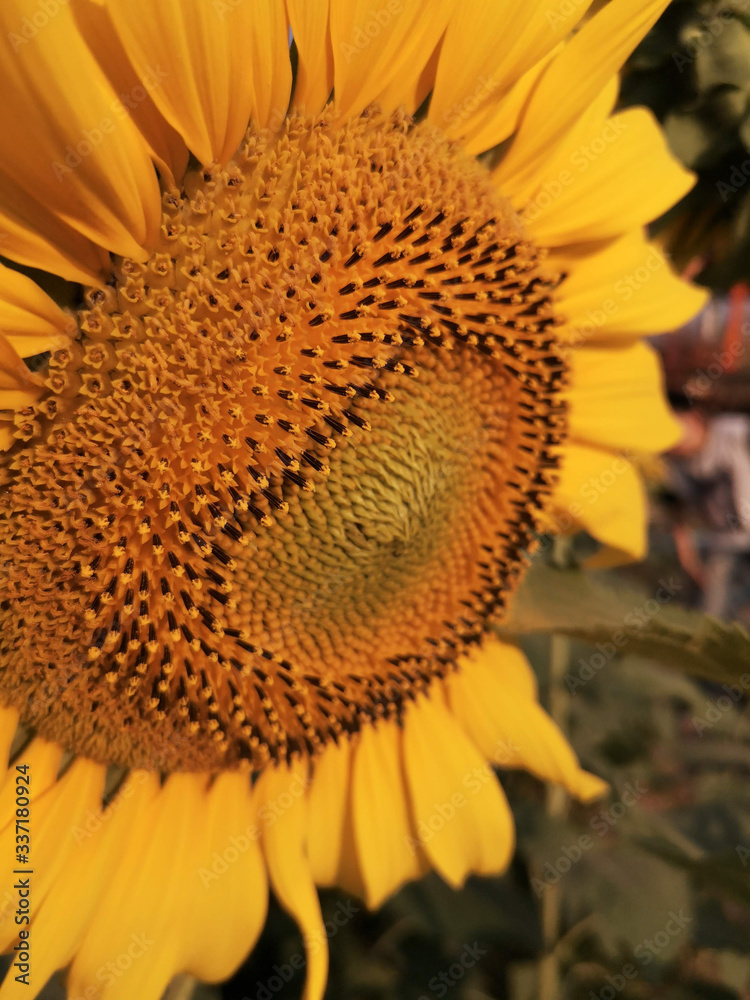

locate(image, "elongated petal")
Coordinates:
288 0 333 115
552 442 648 565
104 0 291 165
554 234 710 345
330 0 456 121
69 773 205 1000
430 0 593 140
0 0 161 258
72 0 189 185
495 0 670 198
523 109 695 245
184 772 268 982
353 718 425 908
307 738 352 886
568 342 681 454
447 642 607 801
402 695 515 888
0 773 156 999
257 761 327 1000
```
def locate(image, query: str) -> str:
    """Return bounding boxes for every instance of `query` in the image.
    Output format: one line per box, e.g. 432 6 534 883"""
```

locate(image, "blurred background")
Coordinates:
211 4 750 999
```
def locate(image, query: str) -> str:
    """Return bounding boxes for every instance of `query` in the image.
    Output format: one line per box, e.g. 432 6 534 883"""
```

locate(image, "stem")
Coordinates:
162 975 199 1000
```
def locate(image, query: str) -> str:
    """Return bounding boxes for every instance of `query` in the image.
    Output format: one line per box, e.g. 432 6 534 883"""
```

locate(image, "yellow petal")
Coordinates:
568 341 681 454
495 0 669 198
307 738 351 885
0 739 62 821
352 717 426 908
73 0 189 185
0 758 106 967
522 108 695 246
184 772 268 982
402 694 515 888
0 169 110 284
104 0 291 166
461 48 559 157
0 0 161 258
0 263 73 342
257 760 328 1000
69 773 205 1000
554 234 710 345
447 641 607 802
552 442 648 564
0 772 157 1000
288 0 333 115
0 706 19 792
429 0 593 142
330 0 457 121
376 33 443 117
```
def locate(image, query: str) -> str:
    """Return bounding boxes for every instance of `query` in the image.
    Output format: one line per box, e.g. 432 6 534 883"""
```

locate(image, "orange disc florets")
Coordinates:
0 109 566 771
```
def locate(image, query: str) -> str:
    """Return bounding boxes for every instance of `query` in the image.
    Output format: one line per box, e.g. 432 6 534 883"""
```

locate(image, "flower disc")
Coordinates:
0 110 565 771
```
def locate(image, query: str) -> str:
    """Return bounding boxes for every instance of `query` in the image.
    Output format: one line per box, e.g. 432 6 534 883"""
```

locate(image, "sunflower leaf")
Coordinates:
499 562 750 686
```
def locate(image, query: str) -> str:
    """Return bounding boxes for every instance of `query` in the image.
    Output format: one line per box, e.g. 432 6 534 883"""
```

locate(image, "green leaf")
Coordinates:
499 563 750 686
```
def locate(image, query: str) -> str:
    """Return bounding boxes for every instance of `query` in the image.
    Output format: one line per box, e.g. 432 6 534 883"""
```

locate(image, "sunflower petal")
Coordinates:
307 738 352 886
402 695 515 888
73 0 189 185
184 772 268 982
495 0 670 197
352 718 425 908
288 0 334 115
552 442 648 564
330 0 457 121
257 760 328 1000
0 770 149 998
447 641 608 801
0 0 161 257
554 234 710 344
523 108 695 245
568 341 681 454
429 0 593 141
69 773 205 1000
103 0 291 166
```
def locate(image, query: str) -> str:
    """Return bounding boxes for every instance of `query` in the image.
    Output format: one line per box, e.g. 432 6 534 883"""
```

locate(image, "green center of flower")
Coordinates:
0 109 566 771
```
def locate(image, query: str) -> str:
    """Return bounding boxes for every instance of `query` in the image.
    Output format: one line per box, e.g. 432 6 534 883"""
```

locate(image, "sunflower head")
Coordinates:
1 107 565 772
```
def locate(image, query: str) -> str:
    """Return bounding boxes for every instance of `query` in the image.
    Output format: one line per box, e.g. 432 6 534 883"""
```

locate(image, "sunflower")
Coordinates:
0 1 706 997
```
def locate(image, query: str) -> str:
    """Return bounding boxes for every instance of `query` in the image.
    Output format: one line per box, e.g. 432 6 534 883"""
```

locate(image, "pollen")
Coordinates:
0 109 566 772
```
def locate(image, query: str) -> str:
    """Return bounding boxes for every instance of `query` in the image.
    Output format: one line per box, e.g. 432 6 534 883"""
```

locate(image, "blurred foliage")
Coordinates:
621 0 750 289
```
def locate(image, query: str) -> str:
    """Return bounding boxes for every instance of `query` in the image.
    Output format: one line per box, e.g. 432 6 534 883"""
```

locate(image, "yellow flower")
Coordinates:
0 1 706 998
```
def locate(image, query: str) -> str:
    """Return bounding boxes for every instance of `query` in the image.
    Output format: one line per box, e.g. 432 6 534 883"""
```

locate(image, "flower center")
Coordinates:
0 109 566 772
